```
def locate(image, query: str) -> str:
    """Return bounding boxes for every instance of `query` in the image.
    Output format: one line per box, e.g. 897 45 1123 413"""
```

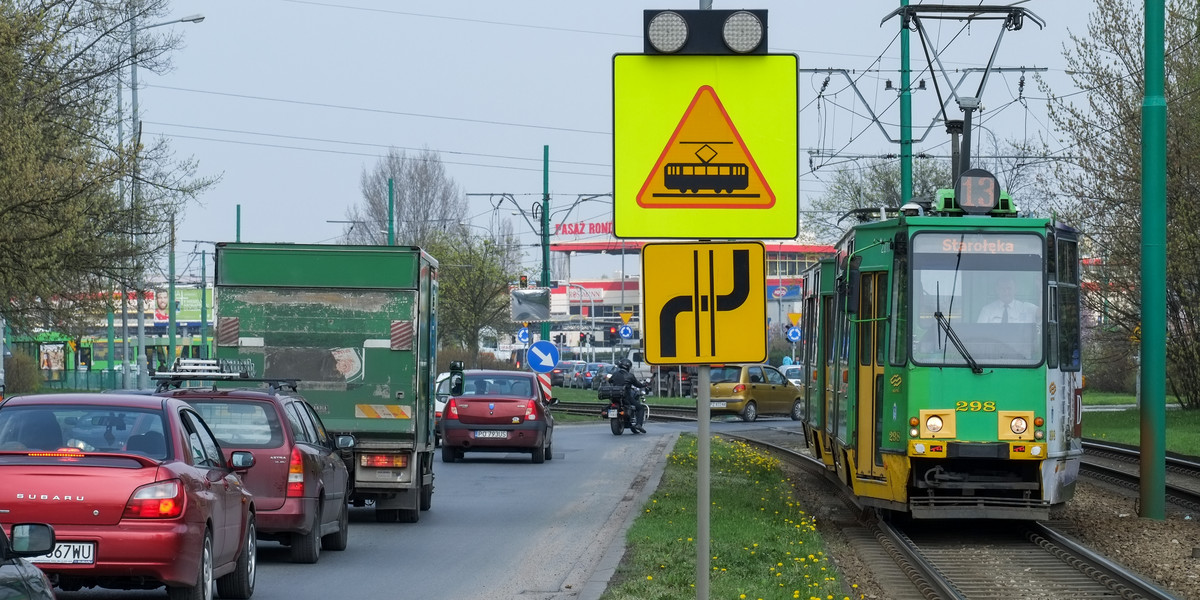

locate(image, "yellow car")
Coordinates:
707 364 803 422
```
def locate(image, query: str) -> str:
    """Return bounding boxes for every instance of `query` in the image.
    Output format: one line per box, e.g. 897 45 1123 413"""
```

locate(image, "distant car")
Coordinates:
550 361 581 387
781 365 804 388
440 370 557 464
561 361 587 388
572 362 606 389
0 393 257 599
435 372 450 445
707 364 803 422
0 523 56 600
590 364 619 390
163 384 353 564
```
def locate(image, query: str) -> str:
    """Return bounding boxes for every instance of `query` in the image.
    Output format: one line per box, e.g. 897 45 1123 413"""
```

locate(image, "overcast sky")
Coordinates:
143 0 1097 282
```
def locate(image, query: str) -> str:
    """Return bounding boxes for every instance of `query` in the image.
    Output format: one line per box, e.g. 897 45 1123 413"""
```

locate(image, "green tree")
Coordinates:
428 222 523 366
804 158 952 244
1042 0 1200 408
0 0 214 336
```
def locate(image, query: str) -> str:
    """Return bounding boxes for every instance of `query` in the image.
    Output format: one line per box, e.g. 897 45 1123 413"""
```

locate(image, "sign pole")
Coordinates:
696 364 710 599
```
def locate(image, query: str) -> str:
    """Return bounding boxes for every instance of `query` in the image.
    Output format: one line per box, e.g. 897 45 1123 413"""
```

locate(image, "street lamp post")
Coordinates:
129 10 203 387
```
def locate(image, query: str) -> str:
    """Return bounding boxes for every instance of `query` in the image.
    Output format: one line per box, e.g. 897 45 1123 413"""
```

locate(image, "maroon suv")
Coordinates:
161 385 353 564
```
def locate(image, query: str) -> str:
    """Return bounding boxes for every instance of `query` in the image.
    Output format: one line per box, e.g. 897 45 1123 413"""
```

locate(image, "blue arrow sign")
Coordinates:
618 325 633 339
516 327 530 344
786 327 801 342
526 340 560 373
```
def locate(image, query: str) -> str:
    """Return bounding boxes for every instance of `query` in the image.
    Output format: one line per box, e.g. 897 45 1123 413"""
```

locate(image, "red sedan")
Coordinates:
0 393 257 599
439 370 557 464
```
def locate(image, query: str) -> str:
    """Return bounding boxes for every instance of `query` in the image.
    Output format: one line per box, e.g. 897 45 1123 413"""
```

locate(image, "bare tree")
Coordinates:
1040 0 1200 408
804 157 952 244
343 147 467 247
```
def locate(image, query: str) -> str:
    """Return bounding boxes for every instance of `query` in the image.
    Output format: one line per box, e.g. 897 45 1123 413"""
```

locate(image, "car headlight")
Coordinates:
1010 417 1028 435
926 415 943 433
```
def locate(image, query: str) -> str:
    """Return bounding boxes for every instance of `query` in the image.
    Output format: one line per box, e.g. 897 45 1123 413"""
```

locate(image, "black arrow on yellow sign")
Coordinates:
659 248 750 358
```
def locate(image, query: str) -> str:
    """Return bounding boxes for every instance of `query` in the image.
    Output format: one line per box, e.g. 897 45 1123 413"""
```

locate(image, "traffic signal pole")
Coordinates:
540 145 551 342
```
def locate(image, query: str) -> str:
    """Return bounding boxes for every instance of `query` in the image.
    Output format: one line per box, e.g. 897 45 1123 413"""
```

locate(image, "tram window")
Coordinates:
1058 286 1082 371
1047 286 1059 369
875 274 888 366
1057 240 1080 284
858 275 875 367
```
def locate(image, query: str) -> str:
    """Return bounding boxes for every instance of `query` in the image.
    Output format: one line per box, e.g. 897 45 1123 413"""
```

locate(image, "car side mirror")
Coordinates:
6 523 55 557
548 397 559 406
229 450 256 471
335 434 355 450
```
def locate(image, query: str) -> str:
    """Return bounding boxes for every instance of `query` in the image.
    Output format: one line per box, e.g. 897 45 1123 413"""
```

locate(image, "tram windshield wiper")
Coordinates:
934 311 983 374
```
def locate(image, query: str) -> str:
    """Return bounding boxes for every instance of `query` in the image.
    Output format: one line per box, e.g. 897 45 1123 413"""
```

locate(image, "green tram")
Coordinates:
798 169 1083 520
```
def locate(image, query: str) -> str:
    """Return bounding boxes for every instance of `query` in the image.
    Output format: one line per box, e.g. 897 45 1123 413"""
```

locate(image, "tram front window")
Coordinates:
910 232 1044 367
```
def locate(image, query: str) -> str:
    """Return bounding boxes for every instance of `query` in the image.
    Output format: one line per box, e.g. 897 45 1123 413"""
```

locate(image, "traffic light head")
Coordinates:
579 332 586 344
519 275 528 288
608 326 618 342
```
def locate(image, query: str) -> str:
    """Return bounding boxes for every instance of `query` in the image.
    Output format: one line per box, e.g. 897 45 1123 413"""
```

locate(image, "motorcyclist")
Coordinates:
608 358 648 433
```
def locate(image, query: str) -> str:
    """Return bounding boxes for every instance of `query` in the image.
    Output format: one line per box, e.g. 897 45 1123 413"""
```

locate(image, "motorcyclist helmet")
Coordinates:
617 358 632 372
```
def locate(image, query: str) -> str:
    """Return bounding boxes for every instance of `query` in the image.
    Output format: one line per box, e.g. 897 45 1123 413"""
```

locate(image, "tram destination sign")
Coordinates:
913 233 1042 255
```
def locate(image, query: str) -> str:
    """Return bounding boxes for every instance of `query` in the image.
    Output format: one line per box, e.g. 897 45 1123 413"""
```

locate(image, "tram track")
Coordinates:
1081 439 1200 512
722 427 1180 600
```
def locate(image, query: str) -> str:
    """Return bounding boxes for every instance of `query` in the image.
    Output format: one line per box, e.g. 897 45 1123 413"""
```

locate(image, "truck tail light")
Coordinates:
287 446 305 497
360 453 409 468
124 479 185 519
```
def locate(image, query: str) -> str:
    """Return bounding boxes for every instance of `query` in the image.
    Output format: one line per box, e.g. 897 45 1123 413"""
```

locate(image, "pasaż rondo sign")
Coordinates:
526 340 559 374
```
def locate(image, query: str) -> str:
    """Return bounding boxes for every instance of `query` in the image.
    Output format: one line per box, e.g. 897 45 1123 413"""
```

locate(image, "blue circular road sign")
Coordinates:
526 340 560 373
516 327 530 344
786 327 801 342
618 325 633 339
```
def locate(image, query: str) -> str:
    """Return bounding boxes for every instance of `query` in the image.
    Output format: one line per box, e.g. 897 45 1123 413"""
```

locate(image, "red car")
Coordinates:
163 385 353 564
440 370 557 464
0 393 257 600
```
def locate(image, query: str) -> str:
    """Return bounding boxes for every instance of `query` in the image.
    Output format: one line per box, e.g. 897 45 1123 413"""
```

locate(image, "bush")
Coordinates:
3 353 41 394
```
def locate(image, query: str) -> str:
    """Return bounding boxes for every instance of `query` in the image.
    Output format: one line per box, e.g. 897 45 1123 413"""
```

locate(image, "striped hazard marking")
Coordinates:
354 405 411 419
537 373 552 401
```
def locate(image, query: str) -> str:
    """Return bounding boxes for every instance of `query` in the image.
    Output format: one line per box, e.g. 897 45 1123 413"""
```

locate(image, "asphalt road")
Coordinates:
55 422 675 600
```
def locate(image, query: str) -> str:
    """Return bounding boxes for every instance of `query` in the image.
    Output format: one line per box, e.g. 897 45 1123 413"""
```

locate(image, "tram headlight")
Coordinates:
925 415 943 433
910 428 920 437
1034 430 1044 440
1009 417 1028 435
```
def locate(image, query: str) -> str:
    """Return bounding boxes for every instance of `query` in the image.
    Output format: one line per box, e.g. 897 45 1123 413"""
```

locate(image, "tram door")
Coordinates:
855 271 887 479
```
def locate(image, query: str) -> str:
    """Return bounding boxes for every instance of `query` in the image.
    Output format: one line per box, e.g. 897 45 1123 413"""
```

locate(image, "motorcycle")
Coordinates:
601 379 650 435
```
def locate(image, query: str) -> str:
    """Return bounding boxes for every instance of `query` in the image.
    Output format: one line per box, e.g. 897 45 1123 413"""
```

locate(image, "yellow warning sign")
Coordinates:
788 312 802 326
619 311 633 324
613 54 797 239
636 86 773 209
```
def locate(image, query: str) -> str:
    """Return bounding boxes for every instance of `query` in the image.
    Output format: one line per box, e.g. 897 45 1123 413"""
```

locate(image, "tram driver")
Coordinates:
977 276 1038 324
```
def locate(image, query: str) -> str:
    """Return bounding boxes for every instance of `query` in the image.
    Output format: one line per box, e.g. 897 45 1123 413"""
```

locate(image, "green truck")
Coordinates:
213 243 438 523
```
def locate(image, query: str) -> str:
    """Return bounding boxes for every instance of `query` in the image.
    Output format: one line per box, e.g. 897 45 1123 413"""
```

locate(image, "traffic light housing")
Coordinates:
608 326 619 344
579 332 586 345
519 275 528 288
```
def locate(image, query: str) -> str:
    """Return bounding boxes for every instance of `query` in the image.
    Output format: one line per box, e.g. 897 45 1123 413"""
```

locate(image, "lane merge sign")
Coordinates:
642 241 765 364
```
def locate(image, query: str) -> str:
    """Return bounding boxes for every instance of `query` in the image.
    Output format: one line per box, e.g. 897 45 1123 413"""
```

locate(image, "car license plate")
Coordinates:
710 401 727 408
607 409 618 418
475 430 508 439
30 542 95 564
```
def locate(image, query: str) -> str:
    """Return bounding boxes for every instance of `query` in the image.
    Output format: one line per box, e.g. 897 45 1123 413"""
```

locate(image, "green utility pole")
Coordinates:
900 0 913 203
388 178 395 246
106 308 115 388
540 145 551 342
1140 0 1166 520
236 204 241 243
200 251 208 359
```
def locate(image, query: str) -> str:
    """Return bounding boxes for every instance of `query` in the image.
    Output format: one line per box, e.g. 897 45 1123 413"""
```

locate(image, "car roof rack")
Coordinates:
151 359 299 394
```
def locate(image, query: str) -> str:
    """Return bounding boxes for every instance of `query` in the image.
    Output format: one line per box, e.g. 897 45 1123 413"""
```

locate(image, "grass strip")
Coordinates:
602 434 860 600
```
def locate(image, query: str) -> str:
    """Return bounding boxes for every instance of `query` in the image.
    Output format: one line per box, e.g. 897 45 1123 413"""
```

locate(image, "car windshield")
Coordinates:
0 405 169 458
188 400 283 448
783 367 802 379
710 367 742 383
463 375 535 397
